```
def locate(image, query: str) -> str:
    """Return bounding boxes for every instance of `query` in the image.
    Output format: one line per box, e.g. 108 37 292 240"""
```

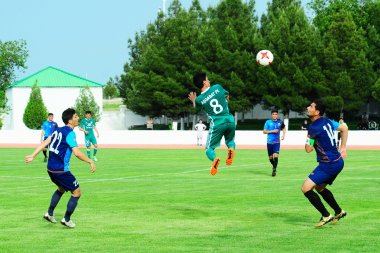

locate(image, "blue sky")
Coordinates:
1 0 308 84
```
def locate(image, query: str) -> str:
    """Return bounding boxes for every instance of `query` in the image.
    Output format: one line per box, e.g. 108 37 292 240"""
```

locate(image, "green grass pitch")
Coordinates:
0 148 379 252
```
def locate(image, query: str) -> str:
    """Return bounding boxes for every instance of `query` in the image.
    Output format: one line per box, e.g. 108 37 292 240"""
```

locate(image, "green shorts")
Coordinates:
206 121 236 149
85 134 97 147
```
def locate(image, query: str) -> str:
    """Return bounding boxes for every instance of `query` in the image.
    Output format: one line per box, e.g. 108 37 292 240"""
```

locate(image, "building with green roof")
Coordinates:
3 66 103 129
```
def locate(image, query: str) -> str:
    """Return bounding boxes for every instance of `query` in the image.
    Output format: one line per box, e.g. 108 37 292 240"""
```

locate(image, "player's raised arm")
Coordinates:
188 92 197 108
25 136 52 163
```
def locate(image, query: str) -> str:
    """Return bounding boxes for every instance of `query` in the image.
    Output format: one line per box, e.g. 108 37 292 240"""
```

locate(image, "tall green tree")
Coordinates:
310 0 379 116
74 86 101 122
205 0 262 113
0 39 28 89
121 0 207 119
0 39 28 123
320 10 375 117
363 0 380 79
259 0 323 114
23 81 48 129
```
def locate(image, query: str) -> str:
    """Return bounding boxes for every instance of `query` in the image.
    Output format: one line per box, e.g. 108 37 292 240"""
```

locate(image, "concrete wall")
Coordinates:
0 129 379 147
3 87 102 130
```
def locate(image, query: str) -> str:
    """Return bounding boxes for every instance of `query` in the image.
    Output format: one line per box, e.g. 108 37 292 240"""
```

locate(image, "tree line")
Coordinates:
1 0 379 127
119 0 380 121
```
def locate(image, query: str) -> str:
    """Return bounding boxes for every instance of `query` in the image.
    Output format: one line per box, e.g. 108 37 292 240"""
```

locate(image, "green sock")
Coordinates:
86 149 91 158
93 148 98 156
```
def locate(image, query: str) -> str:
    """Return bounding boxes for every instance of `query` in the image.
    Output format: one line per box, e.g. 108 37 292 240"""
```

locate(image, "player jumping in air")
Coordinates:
188 73 235 176
302 99 348 227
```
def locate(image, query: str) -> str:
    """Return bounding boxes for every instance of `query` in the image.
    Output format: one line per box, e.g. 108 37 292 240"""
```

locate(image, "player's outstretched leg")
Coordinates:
61 196 79 228
210 157 220 176
226 148 235 166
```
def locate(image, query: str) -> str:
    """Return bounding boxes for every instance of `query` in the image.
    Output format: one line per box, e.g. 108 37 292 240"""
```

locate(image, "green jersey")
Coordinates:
195 84 234 125
80 118 96 135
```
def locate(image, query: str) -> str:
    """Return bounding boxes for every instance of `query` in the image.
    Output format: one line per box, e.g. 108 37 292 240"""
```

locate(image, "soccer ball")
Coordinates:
256 50 274 66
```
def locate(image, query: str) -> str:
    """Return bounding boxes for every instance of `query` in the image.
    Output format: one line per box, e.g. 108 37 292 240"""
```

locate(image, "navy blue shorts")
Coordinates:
267 143 280 156
309 158 344 186
48 171 79 192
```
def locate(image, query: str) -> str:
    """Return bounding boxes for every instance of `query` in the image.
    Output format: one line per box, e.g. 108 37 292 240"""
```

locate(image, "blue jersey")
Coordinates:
47 126 78 172
41 120 58 137
308 117 340 163
264 119 285 143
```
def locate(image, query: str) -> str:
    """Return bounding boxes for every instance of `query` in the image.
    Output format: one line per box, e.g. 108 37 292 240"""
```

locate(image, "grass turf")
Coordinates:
0 148 379 252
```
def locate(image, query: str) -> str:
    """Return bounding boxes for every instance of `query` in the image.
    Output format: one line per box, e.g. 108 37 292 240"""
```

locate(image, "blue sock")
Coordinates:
64 196 80 221
48 190 64 216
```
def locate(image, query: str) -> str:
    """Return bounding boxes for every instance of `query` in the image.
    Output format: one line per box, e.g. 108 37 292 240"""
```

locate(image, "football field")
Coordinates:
0 148 379 252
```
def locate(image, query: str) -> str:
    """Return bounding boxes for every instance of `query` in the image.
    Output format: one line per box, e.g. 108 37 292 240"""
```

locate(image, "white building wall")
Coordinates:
3 87 102 129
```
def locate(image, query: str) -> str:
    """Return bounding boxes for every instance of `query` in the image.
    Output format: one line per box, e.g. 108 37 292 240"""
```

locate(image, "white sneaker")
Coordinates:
61 218 76 228
315 215 333 227
93 156 98 162
43 212 56 223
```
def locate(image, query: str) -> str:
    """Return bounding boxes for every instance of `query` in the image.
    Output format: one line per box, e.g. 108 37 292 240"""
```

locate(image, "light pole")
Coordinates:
162 0 166 15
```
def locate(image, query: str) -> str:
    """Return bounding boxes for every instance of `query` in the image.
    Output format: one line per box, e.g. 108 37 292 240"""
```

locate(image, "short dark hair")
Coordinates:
48 113 53 116
62 108 76 124
193 73 207 89
85 111 92 115
313 99 326 116
271 109 278 114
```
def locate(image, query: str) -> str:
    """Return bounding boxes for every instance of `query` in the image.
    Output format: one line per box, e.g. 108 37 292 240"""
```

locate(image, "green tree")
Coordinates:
103 77 120 99
371 77 380 102
364 0 380 80
74 86 101 122
121 0 206 119
0 39 28 89
0 39 28 122
320 10 375 117
23 81 48 129
310 0 379 116
259 0 323 114
205 0 262 113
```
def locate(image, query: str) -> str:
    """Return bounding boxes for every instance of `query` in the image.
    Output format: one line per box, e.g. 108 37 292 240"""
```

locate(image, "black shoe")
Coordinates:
272 168 276 177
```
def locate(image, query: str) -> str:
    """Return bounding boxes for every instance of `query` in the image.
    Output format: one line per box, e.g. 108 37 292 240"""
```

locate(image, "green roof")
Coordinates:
9 66 104 88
